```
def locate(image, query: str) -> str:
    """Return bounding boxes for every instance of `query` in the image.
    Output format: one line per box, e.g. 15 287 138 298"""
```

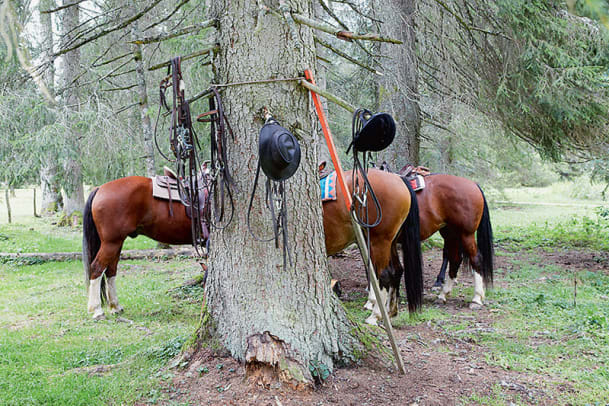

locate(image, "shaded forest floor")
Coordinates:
160 245 609 406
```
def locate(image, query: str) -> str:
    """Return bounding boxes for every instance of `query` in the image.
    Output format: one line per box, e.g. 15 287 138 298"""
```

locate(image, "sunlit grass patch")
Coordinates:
474 259 609 405
0 258 202 405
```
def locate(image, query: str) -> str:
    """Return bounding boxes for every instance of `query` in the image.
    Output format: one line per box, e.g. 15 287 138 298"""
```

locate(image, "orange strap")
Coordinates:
304 69 352 210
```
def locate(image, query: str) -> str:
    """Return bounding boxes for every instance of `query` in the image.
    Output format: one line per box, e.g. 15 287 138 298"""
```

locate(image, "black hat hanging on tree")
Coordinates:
247 109 301 269
349 108 396 230
347 108 396 154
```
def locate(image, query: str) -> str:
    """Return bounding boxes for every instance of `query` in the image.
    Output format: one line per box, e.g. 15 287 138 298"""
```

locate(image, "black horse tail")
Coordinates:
397 178 424 313
83 187 106 304
476 185 494 287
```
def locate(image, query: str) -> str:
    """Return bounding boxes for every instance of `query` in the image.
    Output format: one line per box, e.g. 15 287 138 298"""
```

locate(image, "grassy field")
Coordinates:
0 181 607 404
0 258 202 405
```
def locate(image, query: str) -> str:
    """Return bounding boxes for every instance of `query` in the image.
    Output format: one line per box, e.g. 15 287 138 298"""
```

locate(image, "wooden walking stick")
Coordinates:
303 69 406 374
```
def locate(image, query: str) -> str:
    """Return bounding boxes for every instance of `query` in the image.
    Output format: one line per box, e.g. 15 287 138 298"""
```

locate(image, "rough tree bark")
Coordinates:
203 0 361 388
39 0 63 215
60 0 85 218
377 0 421 168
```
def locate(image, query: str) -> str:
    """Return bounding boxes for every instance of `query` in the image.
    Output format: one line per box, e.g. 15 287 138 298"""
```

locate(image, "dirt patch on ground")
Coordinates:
158 247 585 406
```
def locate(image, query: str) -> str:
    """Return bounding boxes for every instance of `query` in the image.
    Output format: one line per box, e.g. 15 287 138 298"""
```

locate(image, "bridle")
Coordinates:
157 57 211 256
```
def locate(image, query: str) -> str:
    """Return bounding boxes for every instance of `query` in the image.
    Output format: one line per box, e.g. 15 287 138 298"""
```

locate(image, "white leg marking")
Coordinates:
88 277 105 320
107 276 124 314
364 282 376 310
365 287 388 326
438 277 456 303
471 272 485 306
386 286 397 316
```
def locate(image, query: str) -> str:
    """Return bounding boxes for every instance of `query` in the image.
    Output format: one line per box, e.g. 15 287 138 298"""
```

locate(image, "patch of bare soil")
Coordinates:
159 247 585 406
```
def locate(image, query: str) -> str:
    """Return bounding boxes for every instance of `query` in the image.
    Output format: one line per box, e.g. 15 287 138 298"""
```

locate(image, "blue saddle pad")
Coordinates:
320 171 337 201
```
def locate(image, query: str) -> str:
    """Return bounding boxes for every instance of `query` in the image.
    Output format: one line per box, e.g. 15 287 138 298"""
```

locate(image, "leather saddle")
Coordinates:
152 166 209 225
152 166 181 203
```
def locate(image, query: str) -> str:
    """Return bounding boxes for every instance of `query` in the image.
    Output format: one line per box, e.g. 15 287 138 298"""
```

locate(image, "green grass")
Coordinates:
1 180 607 404
429 260 609 405
0 258 202 405
479 265 609 405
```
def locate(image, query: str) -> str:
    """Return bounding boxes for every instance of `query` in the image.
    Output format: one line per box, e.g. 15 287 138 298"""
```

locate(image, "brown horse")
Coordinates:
83 176 196 319
83 169 424 323
368 166 493 309
417 173 493 308
323 168 423 324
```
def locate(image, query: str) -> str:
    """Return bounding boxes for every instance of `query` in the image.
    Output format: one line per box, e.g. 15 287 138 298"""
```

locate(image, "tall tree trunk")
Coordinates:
60 0 84 218
4 187 11 224
40 164 63 214
131 17 156 177
204 0 360 387
377 0 421 167
39 0 63 215
33 188 40 217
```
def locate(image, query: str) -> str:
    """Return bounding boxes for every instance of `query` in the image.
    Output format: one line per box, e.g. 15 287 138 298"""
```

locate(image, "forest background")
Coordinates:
1 0 609 219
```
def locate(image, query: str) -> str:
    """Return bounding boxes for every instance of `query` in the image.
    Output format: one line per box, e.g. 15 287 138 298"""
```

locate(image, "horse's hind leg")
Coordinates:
88 242 121 320
364 239 394 326
365 241 401 313
431 247 449 291
437 233 462 303
461 234 485 308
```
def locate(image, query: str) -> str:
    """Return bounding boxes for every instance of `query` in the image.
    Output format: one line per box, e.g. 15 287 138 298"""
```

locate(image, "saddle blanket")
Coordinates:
152 176 185 203
320 171 337 201
409 174 426 192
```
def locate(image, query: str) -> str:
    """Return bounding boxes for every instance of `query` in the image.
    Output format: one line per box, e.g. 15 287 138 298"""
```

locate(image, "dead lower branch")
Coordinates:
148 45 218 71
131 19 218 45
314 36 381 75
51 0 163 58
298 79 356 113
292 13 402 44
143 0 191 32
40 0 87 14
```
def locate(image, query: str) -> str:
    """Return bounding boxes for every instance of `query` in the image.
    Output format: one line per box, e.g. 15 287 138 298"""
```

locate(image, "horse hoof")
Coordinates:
110 306 124 315
364 315 379 326
92 312 106 321
363 301 374 311
469 302 483 310
436 294 447 304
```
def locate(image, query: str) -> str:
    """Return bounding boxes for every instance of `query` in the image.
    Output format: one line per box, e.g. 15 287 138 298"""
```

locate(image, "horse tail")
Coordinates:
398 178 424 313
83 187 106 304
476 185 494 287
